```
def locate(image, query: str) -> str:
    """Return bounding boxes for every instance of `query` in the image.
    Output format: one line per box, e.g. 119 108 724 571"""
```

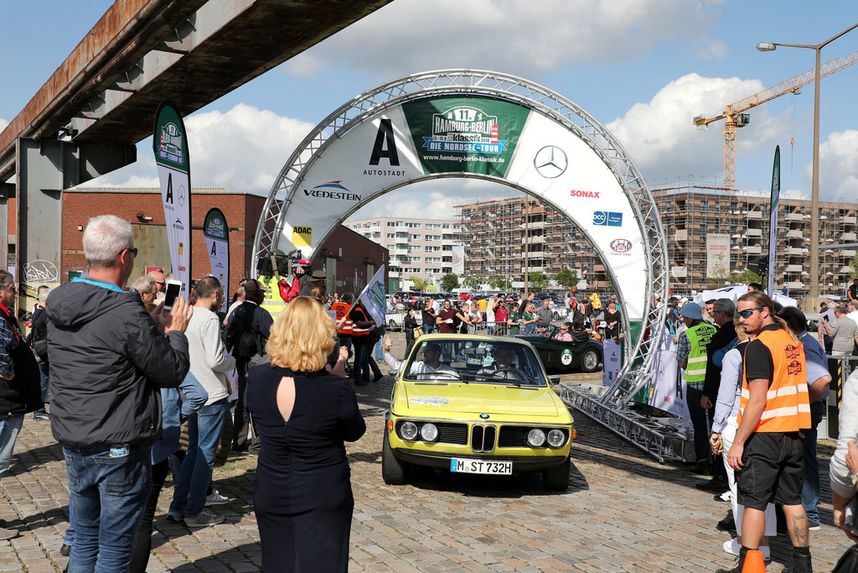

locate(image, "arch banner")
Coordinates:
274 95 647 321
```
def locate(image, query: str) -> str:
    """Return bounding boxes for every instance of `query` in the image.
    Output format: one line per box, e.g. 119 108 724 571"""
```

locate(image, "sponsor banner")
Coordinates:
203 208 229 311
451 244 465 275
357 265 387 326
401 96 529 177
706 233 730 279
767 146 780 297
153 102 191 294
593 211 623 227
602 340 622 386
649 332 690 420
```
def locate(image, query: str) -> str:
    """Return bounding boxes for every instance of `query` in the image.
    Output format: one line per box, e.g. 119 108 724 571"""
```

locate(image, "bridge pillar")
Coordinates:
15 138 136 312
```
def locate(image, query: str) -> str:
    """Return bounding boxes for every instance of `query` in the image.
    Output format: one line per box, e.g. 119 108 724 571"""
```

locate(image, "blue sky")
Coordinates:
2 1 857 218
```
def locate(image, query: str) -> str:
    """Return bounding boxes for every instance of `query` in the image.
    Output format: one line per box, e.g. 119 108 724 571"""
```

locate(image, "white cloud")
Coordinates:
285 0 716 77
606 73 786 184
82 104 314 195
0 118 7 132
813 129 858 201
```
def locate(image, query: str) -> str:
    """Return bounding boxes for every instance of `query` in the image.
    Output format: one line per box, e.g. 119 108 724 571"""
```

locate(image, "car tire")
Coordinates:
542 457 570 492
382 430 408 485
580 349 601 373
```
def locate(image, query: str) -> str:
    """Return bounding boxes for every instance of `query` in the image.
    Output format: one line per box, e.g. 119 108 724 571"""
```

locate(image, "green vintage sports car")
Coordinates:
382 335 576 491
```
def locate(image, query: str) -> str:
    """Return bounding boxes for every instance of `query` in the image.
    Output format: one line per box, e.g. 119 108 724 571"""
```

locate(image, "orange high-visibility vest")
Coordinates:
350 307 372 337
331 301 353 336
737 327 811 433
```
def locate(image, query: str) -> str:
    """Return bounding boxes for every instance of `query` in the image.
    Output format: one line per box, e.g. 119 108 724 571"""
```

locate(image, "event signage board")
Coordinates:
705 233 730 279
153 102 192 294
203 208 229 311
274 96 648 321
767 146 780 298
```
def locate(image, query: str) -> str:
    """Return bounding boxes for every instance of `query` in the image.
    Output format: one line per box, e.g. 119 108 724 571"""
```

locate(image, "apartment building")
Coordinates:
345 217 461 289
457 187 858 298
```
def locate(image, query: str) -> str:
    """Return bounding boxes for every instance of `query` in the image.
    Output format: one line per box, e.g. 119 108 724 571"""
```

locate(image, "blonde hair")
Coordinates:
266 296 336 372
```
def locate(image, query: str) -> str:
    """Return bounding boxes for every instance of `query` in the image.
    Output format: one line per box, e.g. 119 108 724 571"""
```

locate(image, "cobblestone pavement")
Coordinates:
0 336 852 571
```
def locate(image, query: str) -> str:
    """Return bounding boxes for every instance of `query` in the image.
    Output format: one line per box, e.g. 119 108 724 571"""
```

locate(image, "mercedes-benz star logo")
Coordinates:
533 145 567 179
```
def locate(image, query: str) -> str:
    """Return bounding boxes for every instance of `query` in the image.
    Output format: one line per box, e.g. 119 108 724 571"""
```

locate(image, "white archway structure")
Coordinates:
254 70 669 421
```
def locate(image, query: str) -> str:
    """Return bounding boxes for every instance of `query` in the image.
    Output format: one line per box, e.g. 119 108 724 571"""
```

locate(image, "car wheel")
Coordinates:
382 430 408 485
542 457 570 492
580 349 600 373
388 319 398 330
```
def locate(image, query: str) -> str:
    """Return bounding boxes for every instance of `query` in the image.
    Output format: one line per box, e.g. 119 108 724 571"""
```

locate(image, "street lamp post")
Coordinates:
523 197 529 296
757 22 858 310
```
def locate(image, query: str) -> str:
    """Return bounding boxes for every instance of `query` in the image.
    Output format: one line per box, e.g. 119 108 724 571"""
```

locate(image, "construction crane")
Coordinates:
693 51 858 189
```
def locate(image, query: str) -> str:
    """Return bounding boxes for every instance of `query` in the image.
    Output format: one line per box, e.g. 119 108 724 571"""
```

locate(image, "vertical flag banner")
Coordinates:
766 146 780 297
154 102 192 294
203 208 230 311
357 265 387 326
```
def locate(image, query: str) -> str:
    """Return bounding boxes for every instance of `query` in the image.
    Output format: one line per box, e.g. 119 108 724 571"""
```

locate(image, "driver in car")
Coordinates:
476 347 525 381
382 336 456 376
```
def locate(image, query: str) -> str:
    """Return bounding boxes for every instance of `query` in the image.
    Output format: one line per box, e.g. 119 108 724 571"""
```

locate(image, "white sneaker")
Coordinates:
717 490 732 502
205 489 229 506
722 538 770 561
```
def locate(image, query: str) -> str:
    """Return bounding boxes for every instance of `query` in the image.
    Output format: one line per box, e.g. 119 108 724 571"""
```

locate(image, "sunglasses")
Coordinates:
737 308 762 318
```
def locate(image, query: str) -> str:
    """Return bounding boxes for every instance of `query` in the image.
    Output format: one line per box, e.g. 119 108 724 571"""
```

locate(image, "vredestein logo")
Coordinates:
422 106 506 154
303 181 361 202
158 122 184 163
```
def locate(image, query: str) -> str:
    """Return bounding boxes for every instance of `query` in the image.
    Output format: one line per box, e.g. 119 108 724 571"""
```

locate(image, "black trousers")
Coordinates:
129 459 169 573
686 386 711 464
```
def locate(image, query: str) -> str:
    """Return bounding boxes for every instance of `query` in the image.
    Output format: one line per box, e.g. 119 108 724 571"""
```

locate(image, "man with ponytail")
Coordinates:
718 291 812 573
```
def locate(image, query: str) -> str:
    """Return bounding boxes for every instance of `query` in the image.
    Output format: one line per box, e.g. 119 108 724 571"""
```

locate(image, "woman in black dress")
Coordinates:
246 296 366 572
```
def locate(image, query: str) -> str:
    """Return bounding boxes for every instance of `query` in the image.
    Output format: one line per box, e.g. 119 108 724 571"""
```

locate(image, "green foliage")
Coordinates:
554 268 578 289
851 254 858 280
733 268 762 286
488 275 512 290
463 275 485 290
528 272 548 292
440 273 460 292
410 276 430 291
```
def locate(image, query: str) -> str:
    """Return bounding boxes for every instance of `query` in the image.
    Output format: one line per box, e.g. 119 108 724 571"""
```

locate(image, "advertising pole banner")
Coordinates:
154 102 192 295
357 265 387 326
706 233 730 280
766 145 780 298
601 340 622 386
203 208 229 311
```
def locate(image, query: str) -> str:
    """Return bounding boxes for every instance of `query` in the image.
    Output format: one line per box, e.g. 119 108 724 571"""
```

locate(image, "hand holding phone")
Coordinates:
163 280 182 310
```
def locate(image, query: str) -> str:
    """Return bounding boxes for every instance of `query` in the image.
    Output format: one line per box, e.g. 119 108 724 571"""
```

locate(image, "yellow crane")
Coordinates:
693 51 858 189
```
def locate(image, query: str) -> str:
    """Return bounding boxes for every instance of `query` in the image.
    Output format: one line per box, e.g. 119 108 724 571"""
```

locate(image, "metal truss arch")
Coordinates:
254 69 669 413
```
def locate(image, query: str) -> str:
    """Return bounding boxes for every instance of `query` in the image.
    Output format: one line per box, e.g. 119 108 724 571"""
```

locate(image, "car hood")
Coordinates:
403 383 560 418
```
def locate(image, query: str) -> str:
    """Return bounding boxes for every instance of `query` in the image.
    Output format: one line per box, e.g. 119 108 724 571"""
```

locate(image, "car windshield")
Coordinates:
402 339 548 387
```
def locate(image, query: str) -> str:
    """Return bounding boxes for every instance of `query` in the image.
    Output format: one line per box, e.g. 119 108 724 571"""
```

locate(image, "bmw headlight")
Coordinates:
400 421 418 441
547 429 567 448
527 428 546 447
420 423 439 442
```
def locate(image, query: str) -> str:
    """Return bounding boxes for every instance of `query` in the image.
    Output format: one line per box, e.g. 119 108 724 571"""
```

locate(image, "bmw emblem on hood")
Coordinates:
480 413 490 419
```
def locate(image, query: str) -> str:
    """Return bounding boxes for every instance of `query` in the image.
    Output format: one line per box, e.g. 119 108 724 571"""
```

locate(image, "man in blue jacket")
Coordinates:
47 215 192 573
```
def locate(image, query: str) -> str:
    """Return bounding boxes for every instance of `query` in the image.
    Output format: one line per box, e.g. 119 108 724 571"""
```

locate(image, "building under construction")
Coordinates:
458 185 857 298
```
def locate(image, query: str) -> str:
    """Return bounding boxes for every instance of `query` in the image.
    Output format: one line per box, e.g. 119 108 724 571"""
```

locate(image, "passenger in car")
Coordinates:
382 337 456 376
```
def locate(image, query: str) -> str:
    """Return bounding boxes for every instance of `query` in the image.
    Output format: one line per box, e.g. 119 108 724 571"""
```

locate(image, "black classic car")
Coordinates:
515 325 603 373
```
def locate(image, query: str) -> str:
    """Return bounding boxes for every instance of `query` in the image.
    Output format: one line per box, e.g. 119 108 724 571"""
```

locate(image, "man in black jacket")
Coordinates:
47 215 191 572
0 270 41 541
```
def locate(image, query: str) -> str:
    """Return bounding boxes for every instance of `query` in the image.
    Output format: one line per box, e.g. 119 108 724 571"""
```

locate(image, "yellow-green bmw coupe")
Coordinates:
382 334 575 491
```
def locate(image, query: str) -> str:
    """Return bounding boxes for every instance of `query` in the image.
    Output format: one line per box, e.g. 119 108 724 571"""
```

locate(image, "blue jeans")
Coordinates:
38 362 49 407
0 414 23 475
64 492 76 545
63 445 151 573
802 400 826 525
374 337 384 360
169 399 229 518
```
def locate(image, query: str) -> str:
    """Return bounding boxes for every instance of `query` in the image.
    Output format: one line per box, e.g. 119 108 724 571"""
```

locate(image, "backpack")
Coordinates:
229 304 259 360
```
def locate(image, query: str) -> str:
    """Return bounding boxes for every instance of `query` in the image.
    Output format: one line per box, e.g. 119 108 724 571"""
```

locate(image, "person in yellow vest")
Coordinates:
258 273 287 319
676 302 718 470
720 291 812 573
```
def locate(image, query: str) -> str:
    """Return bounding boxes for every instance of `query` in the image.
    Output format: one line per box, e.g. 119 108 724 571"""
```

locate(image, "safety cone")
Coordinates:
742 549 766 572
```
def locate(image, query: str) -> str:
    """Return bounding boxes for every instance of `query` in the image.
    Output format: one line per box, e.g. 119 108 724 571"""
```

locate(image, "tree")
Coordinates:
463 275 485 290
733 268 762 286
554 268 578 290
440 273 459 292
851 253 858 280
409 276 429 291
488 275 512 290
528 271 548 292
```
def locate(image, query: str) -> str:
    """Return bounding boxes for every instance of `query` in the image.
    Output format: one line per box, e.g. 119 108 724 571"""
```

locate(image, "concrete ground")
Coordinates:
0 332 852 572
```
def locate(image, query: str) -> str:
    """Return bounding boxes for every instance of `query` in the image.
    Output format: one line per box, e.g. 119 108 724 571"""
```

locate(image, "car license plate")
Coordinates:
450 458 512 475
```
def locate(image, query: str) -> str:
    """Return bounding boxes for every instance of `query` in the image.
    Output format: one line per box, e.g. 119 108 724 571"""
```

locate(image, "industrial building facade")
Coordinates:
456 186 857 299
344 217 461 289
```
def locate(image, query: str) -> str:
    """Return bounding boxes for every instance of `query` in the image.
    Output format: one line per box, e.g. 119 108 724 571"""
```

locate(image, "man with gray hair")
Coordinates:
822 303 858 356
130 275 158 313
47 214 192 572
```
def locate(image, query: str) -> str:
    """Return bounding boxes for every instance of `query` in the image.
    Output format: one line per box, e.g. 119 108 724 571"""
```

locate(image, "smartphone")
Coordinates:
163 280 182 310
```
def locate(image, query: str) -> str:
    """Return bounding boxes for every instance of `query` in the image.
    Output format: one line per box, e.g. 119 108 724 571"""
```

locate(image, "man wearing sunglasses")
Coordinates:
719 291 812 573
